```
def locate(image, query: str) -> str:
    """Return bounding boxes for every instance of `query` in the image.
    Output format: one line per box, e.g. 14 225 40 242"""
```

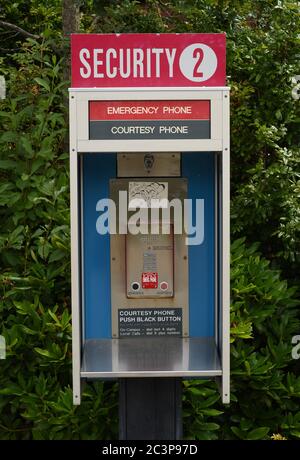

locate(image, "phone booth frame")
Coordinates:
69 86 230 406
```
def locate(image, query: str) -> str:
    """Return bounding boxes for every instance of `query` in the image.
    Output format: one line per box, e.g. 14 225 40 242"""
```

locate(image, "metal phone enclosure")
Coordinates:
110 177 189 339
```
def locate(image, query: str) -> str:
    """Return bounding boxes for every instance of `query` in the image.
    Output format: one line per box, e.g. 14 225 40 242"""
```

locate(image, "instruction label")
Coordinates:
118 308 182 337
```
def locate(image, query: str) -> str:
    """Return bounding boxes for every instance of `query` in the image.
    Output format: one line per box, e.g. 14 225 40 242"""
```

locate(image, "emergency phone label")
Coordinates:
118 308 182 337
89 100 211 140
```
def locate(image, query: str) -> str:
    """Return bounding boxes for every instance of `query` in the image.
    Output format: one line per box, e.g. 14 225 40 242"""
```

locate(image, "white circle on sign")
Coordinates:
179 43 218 82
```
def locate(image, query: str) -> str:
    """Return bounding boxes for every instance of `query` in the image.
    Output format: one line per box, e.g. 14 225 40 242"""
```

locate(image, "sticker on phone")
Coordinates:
142 272 158 289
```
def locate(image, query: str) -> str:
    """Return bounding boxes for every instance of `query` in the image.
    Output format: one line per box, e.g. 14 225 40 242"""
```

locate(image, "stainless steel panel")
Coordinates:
117 153 181 177
126 228 174 298
110 178 189 338
81 337 222 378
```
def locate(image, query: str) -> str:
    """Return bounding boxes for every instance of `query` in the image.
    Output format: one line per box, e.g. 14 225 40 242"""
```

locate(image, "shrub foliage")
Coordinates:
0 0 299 440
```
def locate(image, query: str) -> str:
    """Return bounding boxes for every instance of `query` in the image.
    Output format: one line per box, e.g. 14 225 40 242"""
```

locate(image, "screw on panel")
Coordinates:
112 257 116 261
183 255 187 260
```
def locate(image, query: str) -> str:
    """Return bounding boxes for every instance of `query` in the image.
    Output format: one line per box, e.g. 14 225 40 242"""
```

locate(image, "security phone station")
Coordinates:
69 33 230 436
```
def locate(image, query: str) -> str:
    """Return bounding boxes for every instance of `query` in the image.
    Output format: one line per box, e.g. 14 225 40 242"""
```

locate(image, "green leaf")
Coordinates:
0 385 23 396
246 427 270 440
34 348 52 358
20 136 34 155
231 427 244 439
201 409 224 417
0 160 16 169
0 131 18 143
198 422 220 431
48 249 66 263
34 77 50 92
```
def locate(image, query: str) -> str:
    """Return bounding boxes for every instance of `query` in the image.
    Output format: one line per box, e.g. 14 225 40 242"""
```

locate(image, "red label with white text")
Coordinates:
142 272 158 289
71 33 226 87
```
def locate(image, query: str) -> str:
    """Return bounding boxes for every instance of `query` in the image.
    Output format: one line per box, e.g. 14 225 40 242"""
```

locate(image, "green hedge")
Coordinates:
0 0 299 440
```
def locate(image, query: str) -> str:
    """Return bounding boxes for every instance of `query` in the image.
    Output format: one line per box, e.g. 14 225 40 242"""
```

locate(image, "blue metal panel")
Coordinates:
83 152 214 339
83 153 116 339
182 153 215 337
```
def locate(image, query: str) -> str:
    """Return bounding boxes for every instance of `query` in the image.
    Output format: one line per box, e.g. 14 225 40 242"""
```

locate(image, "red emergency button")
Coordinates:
142 272 158 289
160 281 168 291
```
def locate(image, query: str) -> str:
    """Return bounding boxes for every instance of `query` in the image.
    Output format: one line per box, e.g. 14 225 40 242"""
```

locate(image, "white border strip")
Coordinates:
70 92 82 405
221 89 230 404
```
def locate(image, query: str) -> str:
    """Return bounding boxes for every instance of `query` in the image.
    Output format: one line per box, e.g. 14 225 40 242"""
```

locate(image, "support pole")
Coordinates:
119 378 182 440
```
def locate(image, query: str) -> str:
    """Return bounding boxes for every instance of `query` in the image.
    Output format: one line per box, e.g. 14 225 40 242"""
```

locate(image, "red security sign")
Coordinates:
71 33 226 87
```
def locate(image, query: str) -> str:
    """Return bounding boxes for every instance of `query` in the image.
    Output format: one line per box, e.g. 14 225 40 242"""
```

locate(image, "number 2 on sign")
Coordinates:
193 48 204 78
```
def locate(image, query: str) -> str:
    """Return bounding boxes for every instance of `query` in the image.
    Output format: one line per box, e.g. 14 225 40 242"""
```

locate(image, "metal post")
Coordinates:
119 378 182 440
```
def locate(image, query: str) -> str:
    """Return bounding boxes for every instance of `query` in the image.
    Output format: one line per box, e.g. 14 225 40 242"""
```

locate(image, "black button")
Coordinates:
131 282 140 291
